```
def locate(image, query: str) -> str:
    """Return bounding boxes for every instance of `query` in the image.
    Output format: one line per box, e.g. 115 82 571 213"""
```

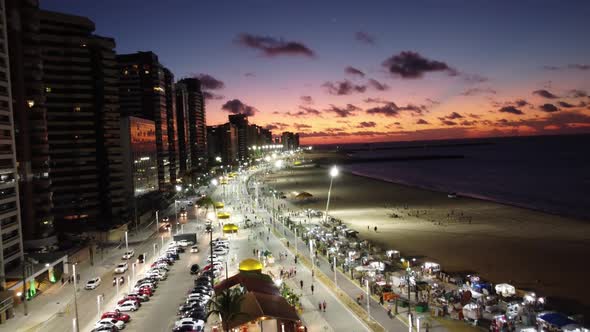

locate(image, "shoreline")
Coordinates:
261 163 590 318
343 167 590 223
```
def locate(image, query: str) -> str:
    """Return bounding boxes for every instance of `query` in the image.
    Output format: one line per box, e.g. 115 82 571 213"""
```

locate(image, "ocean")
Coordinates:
322 134 590 221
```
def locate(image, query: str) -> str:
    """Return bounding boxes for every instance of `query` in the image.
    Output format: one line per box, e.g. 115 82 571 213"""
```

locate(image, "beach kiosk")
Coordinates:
223 223 239 234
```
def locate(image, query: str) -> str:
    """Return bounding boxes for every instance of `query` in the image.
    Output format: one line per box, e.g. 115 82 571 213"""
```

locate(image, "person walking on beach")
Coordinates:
322 300 326 312
374 226 378 232
311 284 315 295
318 301 322 311
300 280 304 289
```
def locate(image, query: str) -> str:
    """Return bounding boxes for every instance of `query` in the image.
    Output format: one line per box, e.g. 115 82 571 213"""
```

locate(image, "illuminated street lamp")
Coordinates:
211 179 219 186
324 166 339 223
175 185 182 192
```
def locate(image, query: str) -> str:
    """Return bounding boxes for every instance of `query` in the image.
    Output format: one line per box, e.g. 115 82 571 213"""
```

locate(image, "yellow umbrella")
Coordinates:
217 212 230 219
222 223 239 233
214 202 224 209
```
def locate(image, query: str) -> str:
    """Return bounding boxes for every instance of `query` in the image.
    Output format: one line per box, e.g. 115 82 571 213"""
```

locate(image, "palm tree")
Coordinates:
197 196 215 212
207 288 248 332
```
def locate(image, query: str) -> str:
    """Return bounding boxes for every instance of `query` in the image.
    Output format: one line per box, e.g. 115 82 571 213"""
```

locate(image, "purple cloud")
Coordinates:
460 87 497 96
357 121 377 128
354 31 376 45
539 103 559 113
345 66 365 77
221 99 258 116
195 74 225 90
236 33 315 57
368 79 389 91
533 89 559 99
322 80 366 95
499 106 524 115
416 119 430 125
300 95 314 104
382 51 456 79
326 104 361 118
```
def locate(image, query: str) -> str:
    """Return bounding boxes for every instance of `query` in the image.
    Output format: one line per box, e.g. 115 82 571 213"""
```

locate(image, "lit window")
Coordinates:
81 43 87 47
27 100 35 108
144 70 150 74
124 70 129 75
45 87 52 93
74 106 81 112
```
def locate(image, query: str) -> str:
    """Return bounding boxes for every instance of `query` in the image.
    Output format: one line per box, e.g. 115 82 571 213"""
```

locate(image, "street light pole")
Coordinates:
324 166 339 223
366 279 371 321
71 263 80 332
155 210 159 234
309 239 314 280
125 231 128 253
333 256 337 288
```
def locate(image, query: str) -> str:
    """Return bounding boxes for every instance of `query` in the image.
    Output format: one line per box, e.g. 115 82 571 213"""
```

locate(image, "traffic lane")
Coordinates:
124 223 211 332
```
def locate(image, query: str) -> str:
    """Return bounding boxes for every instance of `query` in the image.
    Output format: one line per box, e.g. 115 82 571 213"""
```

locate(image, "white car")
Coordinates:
114 262 128 274
178 239 194 247
95 318 125 330
84 277 102 290
175 318 205 329
116 300 139 312
213 248 228 255
190 245 199 253
122 250 135 260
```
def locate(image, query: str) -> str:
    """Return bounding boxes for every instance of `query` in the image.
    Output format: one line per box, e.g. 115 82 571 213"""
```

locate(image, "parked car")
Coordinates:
117 298 140 306
190 264 200 275
114 262 128 274
127 293 149 302
115 301 139 312
189 245 199 253
94 318 125 330
177 239 193 247
122 250 135 260
174 318 205 329
85 277 102 290
101 311 130 323
135 286 153 297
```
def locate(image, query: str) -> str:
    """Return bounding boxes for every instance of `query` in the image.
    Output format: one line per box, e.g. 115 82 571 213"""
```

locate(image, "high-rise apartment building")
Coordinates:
0 0 24 286
7 7 127 231
228 114 249 161
207 123 238 165
281 132 300 151
118 52 177 189
175 82 190 176
163 68 178 182
5 0 53 243
176 78 206 177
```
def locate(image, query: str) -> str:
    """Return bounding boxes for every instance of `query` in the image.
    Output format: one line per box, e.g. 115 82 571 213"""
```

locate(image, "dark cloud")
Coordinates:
440 120 457 126
344 66 365 77
326 104 360 118
244 72 256 77
283 106 322 118
357 121 376 128
298 106 321 116
416 119 430 125
514 99 529 107
533 89 559 99
460 87 497 96
539 103 559 113
567 89 587 98
425 98 441 106
265 122 288 131
354 31 376 45
567 64 590 70
557 101 575 108
203 91 225 101
445 112 464 119
366 104 399 117
363 97 389 104
221 99 258 116
366 102 426 117
382 51 456 79
467 113 481 119
543 64 590 71
294 123 312 130
460 120 478 126
322 80 366 95
498 106 524 115
300 95 314 104
196 74 225 90
461 74 489 83
367 79 389 91
493 111 590 134
236 33 315 57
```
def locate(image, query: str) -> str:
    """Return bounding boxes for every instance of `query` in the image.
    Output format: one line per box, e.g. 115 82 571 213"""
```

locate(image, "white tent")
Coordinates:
495 283 516 297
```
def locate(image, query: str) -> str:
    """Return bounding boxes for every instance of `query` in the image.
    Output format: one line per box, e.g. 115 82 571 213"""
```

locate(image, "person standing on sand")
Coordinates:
322 300 326 312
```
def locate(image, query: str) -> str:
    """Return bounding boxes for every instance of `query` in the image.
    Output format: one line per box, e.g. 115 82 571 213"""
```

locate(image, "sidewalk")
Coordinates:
213 179 370 332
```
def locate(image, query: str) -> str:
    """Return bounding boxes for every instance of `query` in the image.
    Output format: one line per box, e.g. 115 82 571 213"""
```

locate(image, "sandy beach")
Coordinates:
261 158 590 318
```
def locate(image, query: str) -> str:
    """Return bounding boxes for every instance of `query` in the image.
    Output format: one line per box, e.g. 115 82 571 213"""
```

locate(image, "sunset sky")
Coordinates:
44 0 590 145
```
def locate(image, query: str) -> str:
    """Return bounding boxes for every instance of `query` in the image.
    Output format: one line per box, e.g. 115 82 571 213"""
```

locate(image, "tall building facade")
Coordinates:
175 82 190 177
118 52 177 190
207 123 238 165
281 132 300 151
163 68 178 182
0 0 24 284
5 0 53 243
228 114 249 161
176 78 206 177
120 116 159 197
7 7 127 231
